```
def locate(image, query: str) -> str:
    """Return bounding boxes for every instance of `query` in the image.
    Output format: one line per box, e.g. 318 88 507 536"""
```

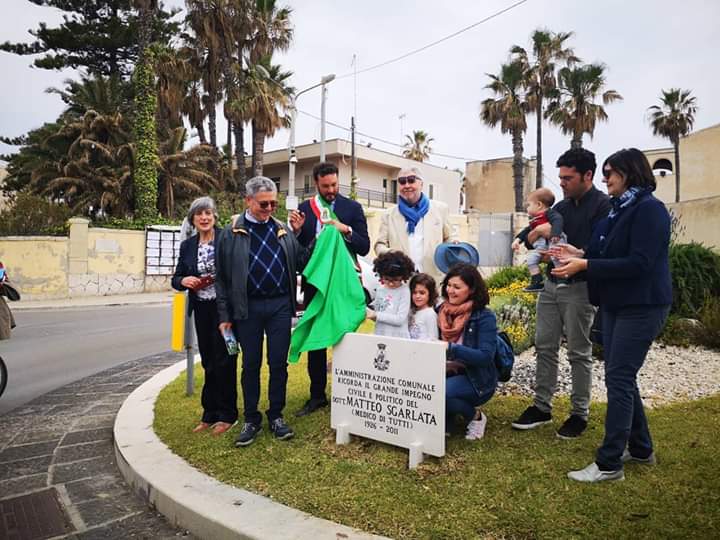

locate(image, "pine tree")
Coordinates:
0 0 180 78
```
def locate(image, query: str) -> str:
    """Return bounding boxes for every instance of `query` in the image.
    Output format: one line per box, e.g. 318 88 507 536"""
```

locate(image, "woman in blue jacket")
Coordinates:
551 148 671 482
439 263 498 440
172 197 238 436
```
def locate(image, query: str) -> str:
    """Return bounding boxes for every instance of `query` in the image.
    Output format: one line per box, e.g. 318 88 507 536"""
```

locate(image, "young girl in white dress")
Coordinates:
366 251 415 338
408 273 439 341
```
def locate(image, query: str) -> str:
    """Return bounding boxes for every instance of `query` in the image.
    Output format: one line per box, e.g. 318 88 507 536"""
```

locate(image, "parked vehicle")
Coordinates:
0 261 21 398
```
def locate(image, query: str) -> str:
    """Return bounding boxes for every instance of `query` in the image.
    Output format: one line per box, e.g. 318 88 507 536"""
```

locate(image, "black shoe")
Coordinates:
270 417 295 440
234 422 262 447
523 276 545 293
511 405 552 430
295 398 329 417
556 414 588 439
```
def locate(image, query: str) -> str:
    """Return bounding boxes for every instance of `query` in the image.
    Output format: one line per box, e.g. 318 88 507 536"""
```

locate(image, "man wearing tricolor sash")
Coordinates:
289 162 370 417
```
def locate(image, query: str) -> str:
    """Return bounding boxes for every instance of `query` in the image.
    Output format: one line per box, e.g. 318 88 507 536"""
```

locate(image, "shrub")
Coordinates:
659 315 702 347
698 295 720 350
95 215 181 230
0 192 72 236
490 280 537 352
485 265 531 289
669 243 720 317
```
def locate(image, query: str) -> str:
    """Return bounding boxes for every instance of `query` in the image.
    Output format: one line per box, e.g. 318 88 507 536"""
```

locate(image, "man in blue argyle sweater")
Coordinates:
216 176 308 447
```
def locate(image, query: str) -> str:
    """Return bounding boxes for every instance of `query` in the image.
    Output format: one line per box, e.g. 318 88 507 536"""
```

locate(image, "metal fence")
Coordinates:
280 184 395 208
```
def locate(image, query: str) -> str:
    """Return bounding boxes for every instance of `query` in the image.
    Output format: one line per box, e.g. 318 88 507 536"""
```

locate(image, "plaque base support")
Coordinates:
408 441 424 469
335 423 351 445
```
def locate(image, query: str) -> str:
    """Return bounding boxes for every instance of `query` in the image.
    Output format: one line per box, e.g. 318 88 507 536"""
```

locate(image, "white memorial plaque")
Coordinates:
147 231 161 241
331 333 446 468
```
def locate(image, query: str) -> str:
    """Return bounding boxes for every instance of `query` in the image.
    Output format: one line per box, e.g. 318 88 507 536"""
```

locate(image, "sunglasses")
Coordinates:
602 168 615 179
398 175 419 185
256 200 278 209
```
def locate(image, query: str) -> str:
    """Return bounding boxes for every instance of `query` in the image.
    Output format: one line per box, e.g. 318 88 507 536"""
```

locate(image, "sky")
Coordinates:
1 0 719 195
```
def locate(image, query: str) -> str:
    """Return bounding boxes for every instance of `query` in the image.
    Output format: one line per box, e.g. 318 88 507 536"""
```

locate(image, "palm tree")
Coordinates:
46 75 130 118
245 0 293 174
511 30 579 188
154 45 195 132
545 63 623 149
648 88 697 203
246 58 292 176
38 110 135 217
403 130 434 162
156 127 221 216
186 0 243 187
480 60 531 212
185 3 223 148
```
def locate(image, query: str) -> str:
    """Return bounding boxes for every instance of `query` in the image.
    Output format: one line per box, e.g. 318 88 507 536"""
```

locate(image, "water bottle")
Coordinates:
222 327 239 355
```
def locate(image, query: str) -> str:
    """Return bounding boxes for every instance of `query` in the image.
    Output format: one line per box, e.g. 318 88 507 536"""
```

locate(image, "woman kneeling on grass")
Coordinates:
439 263 497 440
551 148 672 482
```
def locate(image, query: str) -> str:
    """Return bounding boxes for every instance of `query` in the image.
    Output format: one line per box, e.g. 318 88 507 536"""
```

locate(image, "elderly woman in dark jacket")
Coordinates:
551 148 672 482
439 263 498 440
172 197 238 436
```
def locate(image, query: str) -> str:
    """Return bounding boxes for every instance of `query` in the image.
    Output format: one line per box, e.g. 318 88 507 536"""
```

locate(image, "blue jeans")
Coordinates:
235 296 292 425
446 374 492 424
595 305 669 471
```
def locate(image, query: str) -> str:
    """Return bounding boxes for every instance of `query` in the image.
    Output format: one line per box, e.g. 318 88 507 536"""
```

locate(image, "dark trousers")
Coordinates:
307 349 328 401
193 299 238 424
595 305 669 471
445 374 493 424
235 296 292 425
303 284 328 402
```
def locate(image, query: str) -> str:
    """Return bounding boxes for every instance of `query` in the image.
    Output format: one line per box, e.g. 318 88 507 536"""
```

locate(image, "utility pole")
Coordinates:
350 116 357 199
320 83 328 161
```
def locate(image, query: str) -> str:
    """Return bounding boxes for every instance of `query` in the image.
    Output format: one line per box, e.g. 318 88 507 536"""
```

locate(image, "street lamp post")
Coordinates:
286 73 335 211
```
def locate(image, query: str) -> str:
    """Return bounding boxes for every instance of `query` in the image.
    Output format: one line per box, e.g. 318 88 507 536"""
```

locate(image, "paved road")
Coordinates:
0 304 172 415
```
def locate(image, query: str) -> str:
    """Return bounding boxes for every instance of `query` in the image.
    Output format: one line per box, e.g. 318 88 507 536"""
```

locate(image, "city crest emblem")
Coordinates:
373 343 389 371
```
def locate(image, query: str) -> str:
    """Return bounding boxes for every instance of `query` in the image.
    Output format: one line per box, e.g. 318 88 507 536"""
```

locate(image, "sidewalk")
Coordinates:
0 351 383 539
0 351 193 539
12 291 175 311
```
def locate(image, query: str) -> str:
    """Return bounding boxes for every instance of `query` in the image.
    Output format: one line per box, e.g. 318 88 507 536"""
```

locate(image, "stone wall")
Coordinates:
0 218 174 300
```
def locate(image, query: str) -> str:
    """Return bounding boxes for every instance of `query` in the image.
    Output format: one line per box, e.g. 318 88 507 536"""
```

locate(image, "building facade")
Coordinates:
464 123 720 214
260 139 463 212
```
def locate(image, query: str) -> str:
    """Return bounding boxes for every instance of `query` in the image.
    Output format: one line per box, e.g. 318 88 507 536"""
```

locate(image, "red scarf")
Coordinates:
438 300 473 343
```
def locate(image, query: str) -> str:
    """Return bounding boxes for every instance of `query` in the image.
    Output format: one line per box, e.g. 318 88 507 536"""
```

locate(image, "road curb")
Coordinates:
12 296 173 311
114 358 388 540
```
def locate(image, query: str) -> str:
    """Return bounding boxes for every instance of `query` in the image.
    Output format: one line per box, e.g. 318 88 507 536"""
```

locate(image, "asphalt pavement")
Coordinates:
1 293 174 415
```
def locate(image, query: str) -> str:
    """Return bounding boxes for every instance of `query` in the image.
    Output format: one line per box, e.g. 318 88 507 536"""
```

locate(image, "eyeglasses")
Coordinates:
256 200 278 209
398 175 419 185
602 168 614 179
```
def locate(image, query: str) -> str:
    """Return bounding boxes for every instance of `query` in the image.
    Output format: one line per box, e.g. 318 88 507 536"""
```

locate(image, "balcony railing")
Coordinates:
280 184 396 208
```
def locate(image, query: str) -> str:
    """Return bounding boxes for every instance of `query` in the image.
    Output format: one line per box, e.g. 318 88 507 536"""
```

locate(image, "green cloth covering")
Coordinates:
289 226 366 363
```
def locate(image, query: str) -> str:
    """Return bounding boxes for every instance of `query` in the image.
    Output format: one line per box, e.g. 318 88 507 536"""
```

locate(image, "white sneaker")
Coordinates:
465 412 487 440
567 463 624 483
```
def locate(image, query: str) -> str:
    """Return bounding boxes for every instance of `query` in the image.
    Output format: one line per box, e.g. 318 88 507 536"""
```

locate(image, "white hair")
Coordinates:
246 176 278 197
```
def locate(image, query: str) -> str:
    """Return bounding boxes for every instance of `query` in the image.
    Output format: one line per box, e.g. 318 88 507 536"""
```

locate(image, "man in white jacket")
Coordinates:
374 167 457 285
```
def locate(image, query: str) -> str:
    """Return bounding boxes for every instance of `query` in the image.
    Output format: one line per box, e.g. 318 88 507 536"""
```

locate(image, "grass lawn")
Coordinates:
154 324 720 539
